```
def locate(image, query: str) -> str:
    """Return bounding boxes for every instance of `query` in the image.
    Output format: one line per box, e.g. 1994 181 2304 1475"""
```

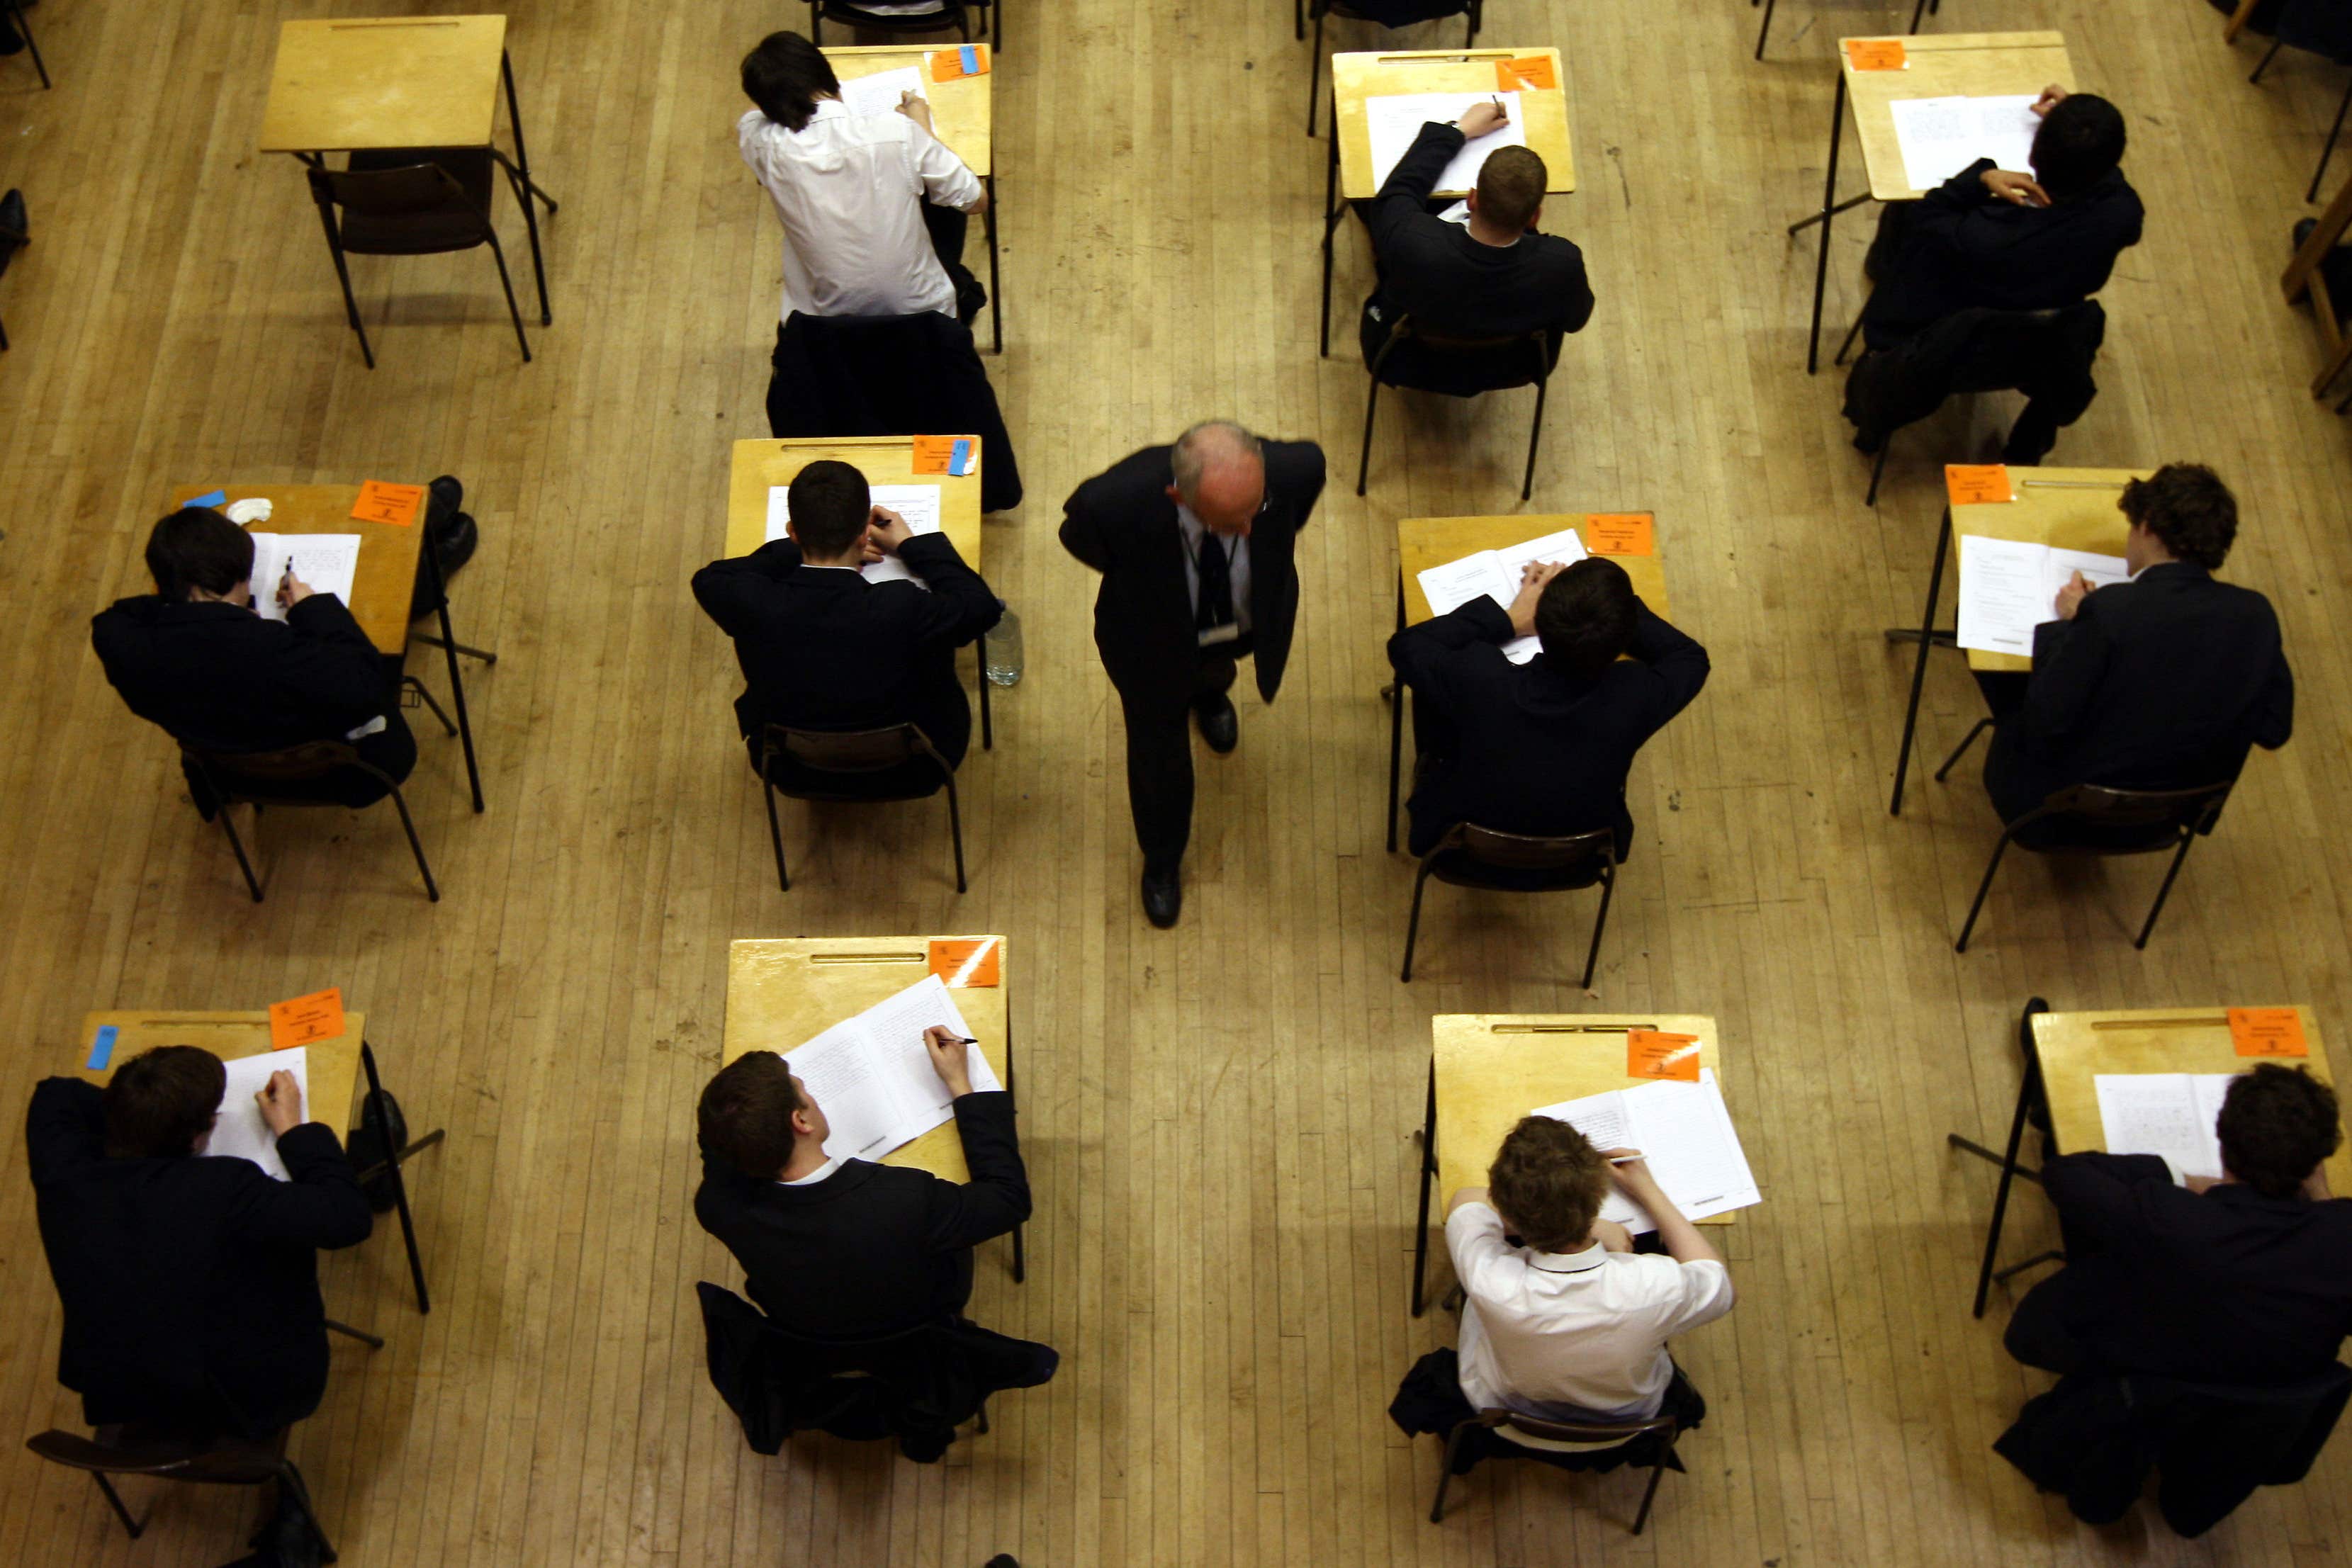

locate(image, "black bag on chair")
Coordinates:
345 1089 410 1214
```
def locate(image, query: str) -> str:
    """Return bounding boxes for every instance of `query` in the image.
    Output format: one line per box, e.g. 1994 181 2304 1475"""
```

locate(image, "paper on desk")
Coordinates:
780 974 1002 1165
764 483 944 585
1955 535 2129 658
1365 91 1526 192
838 64 928 120
1529 1070 1761 1234
1889 94 2042 193
207 1048 310 1182
1436 200 1470 226
2093 1073 2239 1181
1415 526 1587 664
246 533 361 623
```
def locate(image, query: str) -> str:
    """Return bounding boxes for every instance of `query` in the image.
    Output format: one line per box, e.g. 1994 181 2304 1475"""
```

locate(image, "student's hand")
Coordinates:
1454 101 1507 140
922 1025 975 1098
257 1070 305 1137
2031 83 2069 118
1506 560 1566 638
2054 569 2095 621
868 506 914 556
1592 1217 1636 1253
896 91 934 133
1980 169 2049 208
277 569 315 609
1604 1150 1659 1194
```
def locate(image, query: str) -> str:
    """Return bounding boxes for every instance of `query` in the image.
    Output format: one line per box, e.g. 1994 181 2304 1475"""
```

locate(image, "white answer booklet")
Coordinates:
1954 535 2129 658
1414 527 1589 664
2093 1073 2241 1182
838 65 928 120
207 1048 311 1182
764 483 945 585
775 974 1003 1164
1527 1069 1762 1234
1889 94 2042 193
246 533 362 624
1364 91 1527 191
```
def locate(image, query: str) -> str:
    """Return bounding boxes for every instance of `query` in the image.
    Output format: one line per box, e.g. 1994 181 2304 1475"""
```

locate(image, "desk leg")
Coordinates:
983 173 1002 355
1007 1009 1024 1284
501 50 556 326
1787 75 1848 376
1320 96 1341 357
1966 1008 2047 1319
423 542 488 813
1410 1056 1436 1317
361 1042 439 1314
1386 577 1405 854
978 652 994 750
1886 505 1952 816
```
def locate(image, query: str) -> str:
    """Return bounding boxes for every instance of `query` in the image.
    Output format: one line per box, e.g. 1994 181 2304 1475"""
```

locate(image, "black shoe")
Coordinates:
1142 866 1181 928
1193 694 1238 755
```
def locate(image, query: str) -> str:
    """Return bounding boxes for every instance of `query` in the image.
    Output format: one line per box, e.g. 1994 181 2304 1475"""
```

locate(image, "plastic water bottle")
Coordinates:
984 602 1023 687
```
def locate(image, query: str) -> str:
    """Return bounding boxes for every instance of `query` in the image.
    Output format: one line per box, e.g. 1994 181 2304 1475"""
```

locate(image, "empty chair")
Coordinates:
2 1 50 89
1426 1406 1687 1530
1756 0 1935 62
26 1426 333 1559
809 0 995 46
756 721 968 893
2249 0 2352 202
183 740 443 903
0 186 23 350
1359 315 1554 498
1401 823 1616 983
1306 1 1480 135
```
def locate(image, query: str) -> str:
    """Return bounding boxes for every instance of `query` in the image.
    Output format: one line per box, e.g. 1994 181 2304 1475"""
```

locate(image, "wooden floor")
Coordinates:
2 1 2350 1563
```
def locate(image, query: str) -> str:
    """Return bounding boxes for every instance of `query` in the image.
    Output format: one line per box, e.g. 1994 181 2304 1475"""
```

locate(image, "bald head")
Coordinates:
1168 420 1266 537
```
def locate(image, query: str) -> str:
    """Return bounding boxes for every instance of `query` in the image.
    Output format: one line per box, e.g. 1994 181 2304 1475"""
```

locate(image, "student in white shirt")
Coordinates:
736 30 989 326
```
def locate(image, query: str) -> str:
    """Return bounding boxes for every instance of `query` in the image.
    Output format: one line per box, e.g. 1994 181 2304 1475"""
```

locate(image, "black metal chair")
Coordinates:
757 722 968 893
0 186 24 350
306 150 545 368
2250 0 2352 203
810 0 996 47
1307 1 1480 135
182 740 442 903
1429 1406 1682 1530
1947 996 2064 1317
1757 0 1936 62
1937 726 2234 952
1359 315 1554 499
1402 822 1617 983
4 0 49 89
25 1426 333 1557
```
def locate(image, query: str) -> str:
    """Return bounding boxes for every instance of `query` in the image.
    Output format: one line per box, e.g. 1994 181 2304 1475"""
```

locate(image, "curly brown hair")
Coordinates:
2119 463 2237 572
2217 1064 2341 1199
1487 1116 1609 1251
698 1052 809 1178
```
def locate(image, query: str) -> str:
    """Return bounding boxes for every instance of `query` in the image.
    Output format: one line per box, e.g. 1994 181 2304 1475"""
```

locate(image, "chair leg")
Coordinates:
323 1316 386 1348
1401 858 1436 981
1833 302 1868 367
763 774 789 891
943 771 968 893
272 1461 335 1565
89 1472 143 1538
1294 0 1302 40
482 233 533 364
1933 717 1992 781
1631 1451 1670 1534
1356 373 1380 497
1954 829 2018 953
13 4 47 89
1306 11 1324 137
1754 0 1776 61
1864 438 1892 507
1521 375 1548 502
401 675 459 738
2134 832 2200 949
382 786 441 902
974 1401 990 1436
316 213 376 371
1580 866 1616 988
1908 0 1930 31
215 804 265 903
1429 1423 1473 1523
362 1042 434 1314
2251 36 2285 84
2308 74 2352 205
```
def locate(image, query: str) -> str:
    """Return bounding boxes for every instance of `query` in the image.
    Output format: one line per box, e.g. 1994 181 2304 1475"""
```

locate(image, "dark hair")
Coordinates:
785 460 872 559
2217 1064 2341 1199
145 507 254 600
1534 557 1638 678
102 1045 226 1159
2030 94 2126 202
741 32 838 132
1487 1116 1609 1251
1475 145 1547 232
698 1053 810 1178
2119 462 2237 571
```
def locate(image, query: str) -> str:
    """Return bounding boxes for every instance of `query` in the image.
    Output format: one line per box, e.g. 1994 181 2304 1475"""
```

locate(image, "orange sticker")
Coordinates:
1845 38 1908 71
911 434 978 475
2229 1008 2308 1058
929 937 1001 988
1945 464 2014 507
1627 1030 1701 1082
1496 56 1557 92
1585 513 1655 555
352 480 424 526
930 43 990 82
269 988 347 1050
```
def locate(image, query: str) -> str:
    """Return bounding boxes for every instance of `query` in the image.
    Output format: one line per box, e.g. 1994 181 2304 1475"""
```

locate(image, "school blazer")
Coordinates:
89 593 390 756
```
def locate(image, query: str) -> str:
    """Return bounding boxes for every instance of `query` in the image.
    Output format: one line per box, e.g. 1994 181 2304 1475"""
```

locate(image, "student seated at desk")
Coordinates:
1391 1117 1733 1457
1386 556 1707 859
1358 102 1594 390
90 506 417 815
1977 464 2292 825
691 459 1000 775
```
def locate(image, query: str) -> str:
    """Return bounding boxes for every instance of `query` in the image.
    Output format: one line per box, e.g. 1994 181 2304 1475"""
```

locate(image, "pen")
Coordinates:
1609 1152 1644 1164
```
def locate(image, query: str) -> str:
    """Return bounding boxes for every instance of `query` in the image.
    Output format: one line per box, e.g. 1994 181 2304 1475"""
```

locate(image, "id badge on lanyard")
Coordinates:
1198 622 1240 647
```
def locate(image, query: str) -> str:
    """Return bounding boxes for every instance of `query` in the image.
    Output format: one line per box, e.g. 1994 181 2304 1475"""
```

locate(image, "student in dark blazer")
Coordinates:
693 1031 1031 1339
2006 1064 2352 1387
1359 102 1595 393
26 1047 373 1439
692 459 1001 778
1981 464 2292 824
90 506 417 811
1059 422 1327 927
1389 556 1708 859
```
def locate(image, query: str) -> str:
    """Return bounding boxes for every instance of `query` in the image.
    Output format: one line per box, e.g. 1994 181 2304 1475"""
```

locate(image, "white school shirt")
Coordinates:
778 1156 843 1187
737 100 984 322
1176 504 1253 642
1446 1202 1734 1450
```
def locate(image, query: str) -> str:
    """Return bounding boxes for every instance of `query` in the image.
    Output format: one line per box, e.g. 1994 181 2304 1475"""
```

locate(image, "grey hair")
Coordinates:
1170 419 1263 500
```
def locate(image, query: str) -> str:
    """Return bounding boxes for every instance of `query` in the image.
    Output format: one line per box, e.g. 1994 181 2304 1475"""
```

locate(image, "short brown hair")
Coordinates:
103 1045 225 1158
2217 1064 2341 1199
1475 146 1547 233
697 1053 808 1178
1487 1116 1608 1251
2119 463 2237 571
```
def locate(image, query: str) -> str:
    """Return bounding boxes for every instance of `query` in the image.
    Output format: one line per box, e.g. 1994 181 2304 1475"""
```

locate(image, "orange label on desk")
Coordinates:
269 988 347 1049
930 43 989 81
911 434 977 475
1845 38 1908 71
1496 57 1557 92
351 480 424 526
1627 1030 1701 1082
1585 513 1655 555
1945 464 2014 506
929 938 1001 988
2229 1008 2308 1057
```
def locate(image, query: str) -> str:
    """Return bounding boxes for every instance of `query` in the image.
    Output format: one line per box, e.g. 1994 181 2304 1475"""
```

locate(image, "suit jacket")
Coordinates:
1984 562 2293 821
692 535 1000 769
90 593 392 757
2016 1151 2352 1387
692 1090 1030 1340
1864 158 2144 347
26 1078 373 1439
1059 441 1326 711
1388 596 1709 856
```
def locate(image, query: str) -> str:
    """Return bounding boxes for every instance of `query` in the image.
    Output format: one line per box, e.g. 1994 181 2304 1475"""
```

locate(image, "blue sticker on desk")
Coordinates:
949 438 973 476
86 1025 117 1071
186 490 228 510
960 45 980 75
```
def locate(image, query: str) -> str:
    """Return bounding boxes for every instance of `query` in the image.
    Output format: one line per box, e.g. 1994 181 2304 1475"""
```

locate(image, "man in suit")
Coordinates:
90 506 417 812
2007 1064 2352 1387
1979 463 2292 824
1359 101 1594 393
1388 555 1707 859
692 459 1001 778
1059 422 1327 926
694 1029 1030 1339
26 1047 373 1439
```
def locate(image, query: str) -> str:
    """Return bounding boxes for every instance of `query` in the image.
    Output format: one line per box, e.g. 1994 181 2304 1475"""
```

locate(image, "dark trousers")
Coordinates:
1119 639 1250 872
921 198 981 322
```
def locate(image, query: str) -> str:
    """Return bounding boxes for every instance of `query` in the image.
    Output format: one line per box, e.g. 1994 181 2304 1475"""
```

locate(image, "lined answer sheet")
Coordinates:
1529 1070 1761 1234
838 65 928 119
246 532 361 623
1414 527 1587 665
1364 91 1526 191
775 974 999 1164
2093 1073 2239 1180
1889 94 2041 192
208 1048 311 1181
1955 536 2129 657
763 483 945 585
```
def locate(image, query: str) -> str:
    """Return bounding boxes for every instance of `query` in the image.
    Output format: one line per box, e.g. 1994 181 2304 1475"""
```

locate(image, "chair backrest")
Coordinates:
1442 821 1616 874
2035 779 2233 837
2280 0 2352 60
1474 1405 1678 1450
183 739 368 787
763 722 938 775
0 188 26 272
1940 302 2106 396
25 1428 283 1485
1375 313 1555 390
307 159 494 254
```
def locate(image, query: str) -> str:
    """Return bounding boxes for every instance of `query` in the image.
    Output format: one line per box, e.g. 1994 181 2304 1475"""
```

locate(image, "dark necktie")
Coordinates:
1195 532 1234 631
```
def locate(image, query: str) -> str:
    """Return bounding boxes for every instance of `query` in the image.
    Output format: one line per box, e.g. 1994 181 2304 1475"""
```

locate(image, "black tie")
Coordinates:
1195 533 1234 631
